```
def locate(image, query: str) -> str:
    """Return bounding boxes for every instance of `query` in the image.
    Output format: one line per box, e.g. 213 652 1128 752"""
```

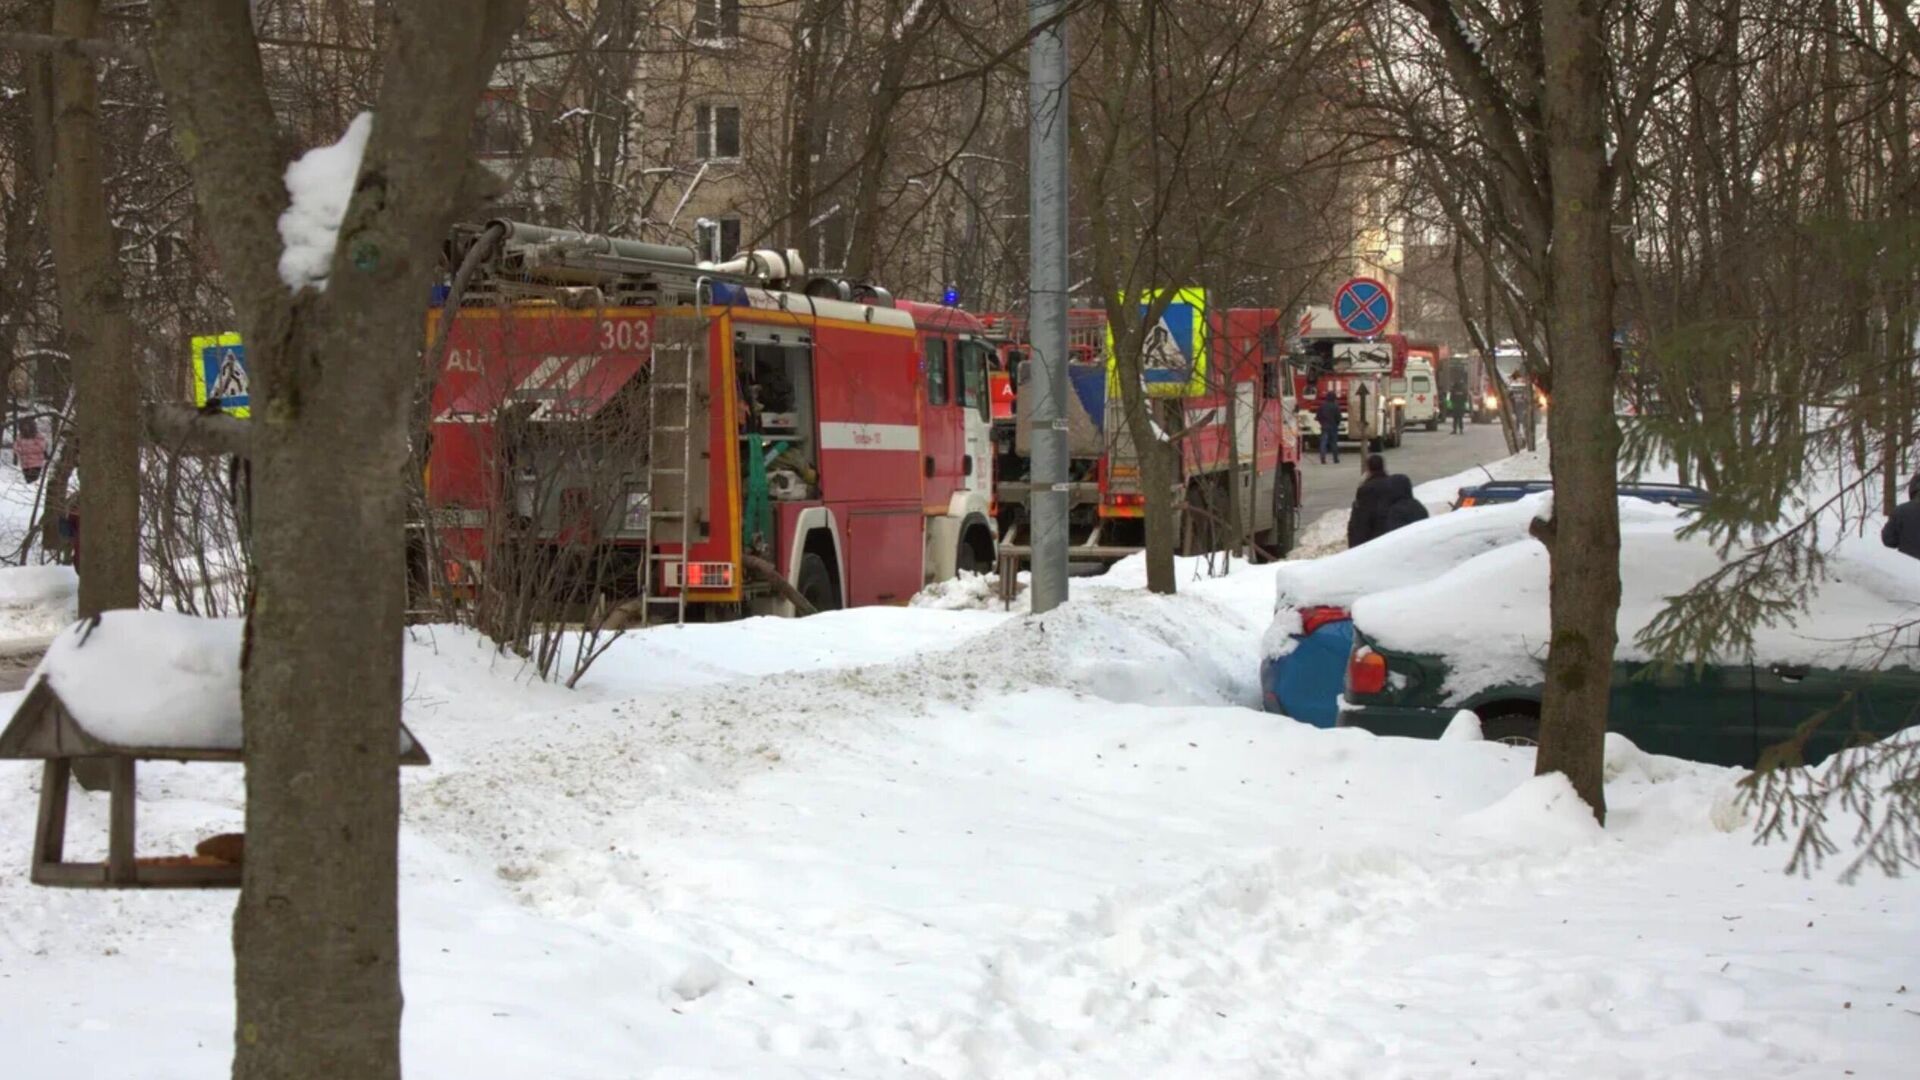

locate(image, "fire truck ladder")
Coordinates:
641 321 699 627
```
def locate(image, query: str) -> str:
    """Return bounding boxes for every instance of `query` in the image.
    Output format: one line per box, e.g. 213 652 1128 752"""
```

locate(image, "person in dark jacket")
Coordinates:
1883 476 1920 560
1314 394 1343 464
1381 474 1430 535
1347 454 1393 548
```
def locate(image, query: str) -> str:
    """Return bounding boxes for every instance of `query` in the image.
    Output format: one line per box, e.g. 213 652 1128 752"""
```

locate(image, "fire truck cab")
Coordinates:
898 300 999 579
422 221 993 622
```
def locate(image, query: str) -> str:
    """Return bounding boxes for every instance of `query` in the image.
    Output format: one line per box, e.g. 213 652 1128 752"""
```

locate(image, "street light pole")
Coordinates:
1027 0 1070 613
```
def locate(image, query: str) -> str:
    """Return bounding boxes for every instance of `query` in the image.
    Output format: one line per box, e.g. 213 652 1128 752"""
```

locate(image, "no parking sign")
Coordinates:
1333 278 1394 338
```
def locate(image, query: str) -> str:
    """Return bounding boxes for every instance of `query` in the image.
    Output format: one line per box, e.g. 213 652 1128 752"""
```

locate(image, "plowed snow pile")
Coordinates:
1 554 1914 1079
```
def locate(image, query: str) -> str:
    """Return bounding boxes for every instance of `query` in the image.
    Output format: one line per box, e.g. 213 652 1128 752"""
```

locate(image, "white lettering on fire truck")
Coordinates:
818 422 920 452
599 318 650 352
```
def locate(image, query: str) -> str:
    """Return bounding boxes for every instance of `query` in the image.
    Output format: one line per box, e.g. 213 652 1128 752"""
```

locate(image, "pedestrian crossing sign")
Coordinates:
1107 287 1208 398
191 332 250 418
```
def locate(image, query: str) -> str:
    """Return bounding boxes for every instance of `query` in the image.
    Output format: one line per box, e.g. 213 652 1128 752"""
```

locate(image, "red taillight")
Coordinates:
666 561 737 589
1299 605 1349 635
1458 495 1477 508
1348 646 1388 696
1109 492 1146 508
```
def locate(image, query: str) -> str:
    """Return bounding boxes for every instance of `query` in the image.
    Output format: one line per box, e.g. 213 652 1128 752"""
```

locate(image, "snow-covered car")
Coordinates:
1338 508 1920 765
1452 479 1707 511
1260 494 1688 726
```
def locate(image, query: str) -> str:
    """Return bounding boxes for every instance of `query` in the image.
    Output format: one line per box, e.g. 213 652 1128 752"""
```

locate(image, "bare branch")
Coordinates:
145 403 251 459
0 29 149 74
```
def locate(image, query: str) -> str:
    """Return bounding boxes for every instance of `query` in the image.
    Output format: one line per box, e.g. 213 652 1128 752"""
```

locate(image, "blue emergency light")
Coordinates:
942 287 961 307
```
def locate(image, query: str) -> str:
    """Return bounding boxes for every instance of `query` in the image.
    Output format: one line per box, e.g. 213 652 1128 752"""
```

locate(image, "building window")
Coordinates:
695 104 742 161
697 217 743 261
693 0 741 45
473 91 520 157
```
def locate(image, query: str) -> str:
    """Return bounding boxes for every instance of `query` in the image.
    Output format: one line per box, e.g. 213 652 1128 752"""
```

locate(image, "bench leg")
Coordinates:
32 759 70 876
107 758 136 885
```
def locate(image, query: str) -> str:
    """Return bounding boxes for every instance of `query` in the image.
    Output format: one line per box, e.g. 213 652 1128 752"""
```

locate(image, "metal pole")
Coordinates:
1028 0 1070 613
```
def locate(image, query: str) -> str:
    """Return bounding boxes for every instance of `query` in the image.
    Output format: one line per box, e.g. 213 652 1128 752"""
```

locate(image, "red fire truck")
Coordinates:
978 305 1302 562
422 221 995 622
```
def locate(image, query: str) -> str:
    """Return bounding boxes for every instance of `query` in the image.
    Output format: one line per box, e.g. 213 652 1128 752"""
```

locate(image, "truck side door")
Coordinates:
956 338 995 503
919 333 963 511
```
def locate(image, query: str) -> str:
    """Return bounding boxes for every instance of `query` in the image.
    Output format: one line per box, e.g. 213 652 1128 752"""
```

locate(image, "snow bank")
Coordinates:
1290 506 1351 558
910 570 1023 611
0 564 76 607
1603 731 1691 784
0 564 76 640
4 558 1919 1078
278 112 373 291
1455 772 1605 849
1352 513 1920 698
1441 709 1483 741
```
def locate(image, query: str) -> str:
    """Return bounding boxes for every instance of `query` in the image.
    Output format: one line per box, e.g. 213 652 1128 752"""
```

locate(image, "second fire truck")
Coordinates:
978 305 1302 564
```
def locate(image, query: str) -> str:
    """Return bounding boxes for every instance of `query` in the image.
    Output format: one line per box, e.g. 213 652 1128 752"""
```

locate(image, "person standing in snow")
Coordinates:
1380 474 1429 535
1448 389 1467 434
1313 392 1343 464
1346 454 1394 548
13 421 47 483
1882 476 1920 560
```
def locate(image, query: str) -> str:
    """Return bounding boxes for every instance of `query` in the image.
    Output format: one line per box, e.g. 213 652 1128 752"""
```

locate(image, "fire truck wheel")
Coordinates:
797 552 840 613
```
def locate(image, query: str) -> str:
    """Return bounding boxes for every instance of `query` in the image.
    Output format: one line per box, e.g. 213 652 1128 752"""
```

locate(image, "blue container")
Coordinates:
1260 620 1355 728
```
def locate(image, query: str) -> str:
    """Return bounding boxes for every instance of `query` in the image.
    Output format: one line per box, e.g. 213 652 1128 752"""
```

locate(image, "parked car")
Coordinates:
1259 494 1686 727
1338 515 1920 766
1452 479 1708 510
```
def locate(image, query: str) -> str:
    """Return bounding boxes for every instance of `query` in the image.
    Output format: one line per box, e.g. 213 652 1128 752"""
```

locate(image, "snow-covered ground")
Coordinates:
1 547 1916 1077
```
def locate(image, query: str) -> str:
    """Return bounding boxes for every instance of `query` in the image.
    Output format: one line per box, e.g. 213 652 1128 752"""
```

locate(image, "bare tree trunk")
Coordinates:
148 3 526 1077
842 7 921 281
1100 299 1180 592
1533 0 1620 824
784 0 829 252
43 0 138 616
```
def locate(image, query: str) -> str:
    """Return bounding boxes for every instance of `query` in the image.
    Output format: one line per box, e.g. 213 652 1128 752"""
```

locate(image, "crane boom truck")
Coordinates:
1292 304 1401 451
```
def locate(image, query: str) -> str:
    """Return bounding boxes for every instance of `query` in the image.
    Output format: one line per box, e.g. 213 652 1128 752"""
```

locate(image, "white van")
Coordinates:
1389 358 1440 431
